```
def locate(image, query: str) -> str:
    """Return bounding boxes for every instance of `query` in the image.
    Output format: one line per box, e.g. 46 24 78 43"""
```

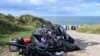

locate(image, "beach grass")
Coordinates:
76 24 100 34
0 26 37 52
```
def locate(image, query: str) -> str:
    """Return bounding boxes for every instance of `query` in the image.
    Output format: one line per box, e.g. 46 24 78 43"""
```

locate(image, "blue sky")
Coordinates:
0 0 100 16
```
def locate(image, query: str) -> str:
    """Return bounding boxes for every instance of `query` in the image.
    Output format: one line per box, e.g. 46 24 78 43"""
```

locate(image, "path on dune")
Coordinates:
66 30 100 56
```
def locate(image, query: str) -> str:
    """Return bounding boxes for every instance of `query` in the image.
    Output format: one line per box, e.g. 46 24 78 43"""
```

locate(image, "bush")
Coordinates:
0 13 52 31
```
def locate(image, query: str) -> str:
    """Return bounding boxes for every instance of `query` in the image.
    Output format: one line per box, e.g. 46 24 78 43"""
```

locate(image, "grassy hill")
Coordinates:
0 13 52 52
76 24 100 34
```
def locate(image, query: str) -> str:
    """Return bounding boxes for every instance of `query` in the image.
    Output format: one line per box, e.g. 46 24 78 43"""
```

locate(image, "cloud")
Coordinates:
29 0 44 5
7 0 23 3
48 0 57 2
29 0 57 5
78 0 84 2
76 10 100 16
96 3 100 6
63 6 81 12
0 0 100 16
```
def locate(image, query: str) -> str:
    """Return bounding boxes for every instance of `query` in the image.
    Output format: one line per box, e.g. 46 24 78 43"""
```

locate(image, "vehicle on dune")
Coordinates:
8 24 80 56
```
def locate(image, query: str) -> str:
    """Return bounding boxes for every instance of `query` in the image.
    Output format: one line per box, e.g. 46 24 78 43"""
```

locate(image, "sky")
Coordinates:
0 0 100 16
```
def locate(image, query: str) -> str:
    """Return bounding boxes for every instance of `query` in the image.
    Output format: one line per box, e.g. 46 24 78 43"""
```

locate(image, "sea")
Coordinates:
40 16 100 25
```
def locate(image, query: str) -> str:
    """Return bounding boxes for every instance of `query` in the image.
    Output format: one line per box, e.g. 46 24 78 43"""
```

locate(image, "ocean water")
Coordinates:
41 16 100 25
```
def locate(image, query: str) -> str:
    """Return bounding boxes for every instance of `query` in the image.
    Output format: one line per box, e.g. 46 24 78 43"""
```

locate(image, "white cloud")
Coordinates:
3 0 99 16
96 3 100 6
48 0 57 3
80 4 89 8
29 0 44 5
49 6 59 12
52 6 58 9
7 0 23 3
36 7 43 10
78 0 84 2
29 0 57 5
63 6 81 12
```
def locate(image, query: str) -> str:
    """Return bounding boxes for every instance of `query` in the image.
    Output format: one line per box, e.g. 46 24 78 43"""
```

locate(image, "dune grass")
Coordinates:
76 24 100 34
0 13 52 53
0 26 37 52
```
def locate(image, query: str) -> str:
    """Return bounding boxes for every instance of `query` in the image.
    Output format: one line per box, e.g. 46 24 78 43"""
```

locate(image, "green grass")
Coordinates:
76 24 100 34
0 26 37 52
0 13 52 53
